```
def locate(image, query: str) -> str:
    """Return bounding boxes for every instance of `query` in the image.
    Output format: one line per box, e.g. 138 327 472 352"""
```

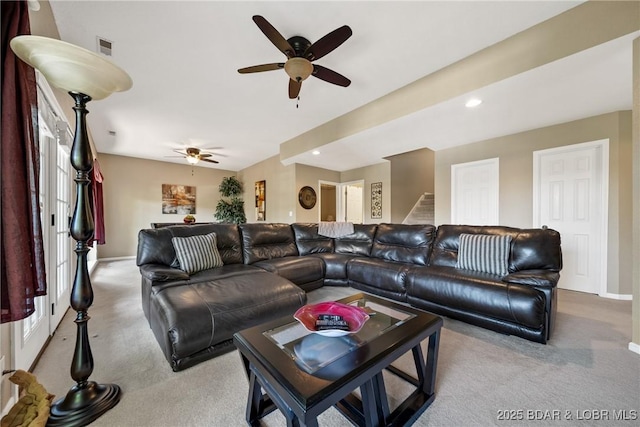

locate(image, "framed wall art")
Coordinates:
162 184 196 214
255 180 266 221
371 182 382 219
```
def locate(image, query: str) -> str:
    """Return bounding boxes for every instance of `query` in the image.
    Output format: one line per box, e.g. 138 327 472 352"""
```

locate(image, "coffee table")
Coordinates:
233 293 443 426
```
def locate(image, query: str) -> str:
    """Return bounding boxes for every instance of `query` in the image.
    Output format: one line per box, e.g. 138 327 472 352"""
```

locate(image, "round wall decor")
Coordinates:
298 186 317 209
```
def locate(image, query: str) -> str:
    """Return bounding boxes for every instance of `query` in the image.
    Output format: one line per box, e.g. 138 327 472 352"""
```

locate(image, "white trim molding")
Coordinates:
600 293 633 301
98 256 136 262
629 342 640 355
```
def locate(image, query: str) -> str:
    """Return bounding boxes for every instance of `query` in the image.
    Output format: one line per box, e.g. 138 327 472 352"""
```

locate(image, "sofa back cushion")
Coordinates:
370 223 436 265
240 223 298 264
291 223 334 255
137 223 243 267
334 224 378 256
430 225 562 272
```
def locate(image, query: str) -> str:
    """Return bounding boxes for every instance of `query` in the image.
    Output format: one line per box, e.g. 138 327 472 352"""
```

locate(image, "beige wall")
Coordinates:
341 162 392 224
435 111 633 296
295 164 341 223
98 154 236 258
385 148 435 223
631 37 639 349
238 155 296 223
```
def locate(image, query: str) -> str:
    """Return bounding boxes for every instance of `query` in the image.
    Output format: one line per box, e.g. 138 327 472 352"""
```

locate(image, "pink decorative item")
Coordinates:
294 302 370 337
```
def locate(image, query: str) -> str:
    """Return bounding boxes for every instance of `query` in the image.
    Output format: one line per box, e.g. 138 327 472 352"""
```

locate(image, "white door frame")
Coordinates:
533 139 609 296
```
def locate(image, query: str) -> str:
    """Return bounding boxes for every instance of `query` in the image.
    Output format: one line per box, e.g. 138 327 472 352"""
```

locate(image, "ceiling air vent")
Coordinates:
97 37 112 56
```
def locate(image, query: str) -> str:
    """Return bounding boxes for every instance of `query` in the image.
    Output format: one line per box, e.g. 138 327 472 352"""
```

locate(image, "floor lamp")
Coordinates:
10 35 132 426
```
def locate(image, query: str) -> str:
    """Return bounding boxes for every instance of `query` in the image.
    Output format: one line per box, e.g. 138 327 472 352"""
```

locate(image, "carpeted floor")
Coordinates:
32 260 639 426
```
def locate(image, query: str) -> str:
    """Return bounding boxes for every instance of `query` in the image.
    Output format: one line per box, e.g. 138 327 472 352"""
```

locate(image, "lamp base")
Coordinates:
47 381 121 427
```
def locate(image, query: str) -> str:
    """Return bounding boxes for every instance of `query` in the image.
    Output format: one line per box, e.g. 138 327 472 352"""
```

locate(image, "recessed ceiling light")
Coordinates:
312 150 320 155
465 98 482 108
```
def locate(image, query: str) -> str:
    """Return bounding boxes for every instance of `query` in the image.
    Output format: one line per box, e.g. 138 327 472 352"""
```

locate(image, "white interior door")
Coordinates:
451 158 499 225
338 180 364 223
534 140 607 294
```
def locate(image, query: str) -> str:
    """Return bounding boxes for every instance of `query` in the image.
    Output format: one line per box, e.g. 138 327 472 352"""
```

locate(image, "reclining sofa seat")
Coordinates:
406 225 562 343
239 223 325 291
292 223 378 287
137 224 306 371
347 223 436 301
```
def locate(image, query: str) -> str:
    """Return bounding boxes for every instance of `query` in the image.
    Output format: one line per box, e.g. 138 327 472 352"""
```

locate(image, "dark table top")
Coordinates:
233 293 443 412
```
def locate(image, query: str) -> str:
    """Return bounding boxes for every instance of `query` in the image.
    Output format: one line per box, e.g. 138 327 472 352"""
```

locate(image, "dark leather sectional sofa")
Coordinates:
137 222 562 371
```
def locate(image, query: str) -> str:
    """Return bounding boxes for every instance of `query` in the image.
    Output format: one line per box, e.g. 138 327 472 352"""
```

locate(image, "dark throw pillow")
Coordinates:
171 232 223 274
456 233 512 276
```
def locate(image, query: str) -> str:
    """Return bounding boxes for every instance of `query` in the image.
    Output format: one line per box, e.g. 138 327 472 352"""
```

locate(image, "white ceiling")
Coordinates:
46 1 635 172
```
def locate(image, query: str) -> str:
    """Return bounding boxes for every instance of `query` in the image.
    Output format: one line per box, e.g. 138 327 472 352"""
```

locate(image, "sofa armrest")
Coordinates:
140 264 190 282
502 270 559 288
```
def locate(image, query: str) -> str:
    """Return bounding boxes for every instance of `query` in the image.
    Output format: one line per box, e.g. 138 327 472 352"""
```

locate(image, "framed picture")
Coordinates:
255 180 266 221
162 184 196 214
371 182 382 219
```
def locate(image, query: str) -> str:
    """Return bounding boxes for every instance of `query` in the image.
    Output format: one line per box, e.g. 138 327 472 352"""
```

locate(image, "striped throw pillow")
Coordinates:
456 233 512 276
171 232 223 274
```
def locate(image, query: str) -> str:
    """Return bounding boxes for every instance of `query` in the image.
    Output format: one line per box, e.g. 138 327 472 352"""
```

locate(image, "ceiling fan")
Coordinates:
238 15 352 99
169 147 219 165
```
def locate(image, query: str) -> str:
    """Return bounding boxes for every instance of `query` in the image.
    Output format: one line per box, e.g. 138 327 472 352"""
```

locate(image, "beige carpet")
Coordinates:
32 260 639 426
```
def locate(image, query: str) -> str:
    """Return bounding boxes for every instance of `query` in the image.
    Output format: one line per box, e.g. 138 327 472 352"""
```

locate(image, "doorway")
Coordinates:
318 180 364 223
13 78 72 371
533 140 608 295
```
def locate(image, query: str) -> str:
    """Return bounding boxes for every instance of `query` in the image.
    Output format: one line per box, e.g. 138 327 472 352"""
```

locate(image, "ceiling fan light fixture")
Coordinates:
186 156 199 165
284 57 313 82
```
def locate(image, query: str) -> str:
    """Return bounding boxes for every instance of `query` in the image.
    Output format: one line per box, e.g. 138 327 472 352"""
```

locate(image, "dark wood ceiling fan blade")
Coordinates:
199 153 212 158
238 63 284 74
252 15 295 58
304 25 352 61
312 65 351 87
201 158 219 164
289 79 301 99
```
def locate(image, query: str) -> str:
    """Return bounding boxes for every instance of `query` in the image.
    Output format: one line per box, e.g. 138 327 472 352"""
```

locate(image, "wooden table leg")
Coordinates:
423 328 441 395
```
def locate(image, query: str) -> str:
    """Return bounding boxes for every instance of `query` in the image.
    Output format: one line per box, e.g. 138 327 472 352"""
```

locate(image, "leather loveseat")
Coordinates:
137 222 561 371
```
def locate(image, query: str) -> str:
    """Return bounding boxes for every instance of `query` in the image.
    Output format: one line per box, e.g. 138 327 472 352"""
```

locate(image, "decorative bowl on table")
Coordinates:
294 302 370 337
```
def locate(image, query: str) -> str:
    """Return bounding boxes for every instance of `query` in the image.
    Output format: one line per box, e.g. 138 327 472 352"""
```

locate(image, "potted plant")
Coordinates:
215 176 246 224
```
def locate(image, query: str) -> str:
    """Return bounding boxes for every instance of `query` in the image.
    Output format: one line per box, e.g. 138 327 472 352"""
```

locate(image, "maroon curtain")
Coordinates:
92 159 106 245
1 0 47 323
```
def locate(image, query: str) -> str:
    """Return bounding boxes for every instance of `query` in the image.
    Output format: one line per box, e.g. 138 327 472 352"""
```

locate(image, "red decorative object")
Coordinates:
294 302 369 337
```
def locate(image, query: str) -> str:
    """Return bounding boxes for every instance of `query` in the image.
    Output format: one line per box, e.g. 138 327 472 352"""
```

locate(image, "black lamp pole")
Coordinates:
47 92 121 426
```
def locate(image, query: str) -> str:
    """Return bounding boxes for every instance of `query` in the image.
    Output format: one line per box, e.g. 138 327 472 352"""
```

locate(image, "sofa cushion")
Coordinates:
407 265 546 329
456 233 512 276
137 223 243 267
252 256 325 289
292 223 334 255
149 271 306 371
370 223 435 265
240 223 298 264
347 258 412 300
430 225 562 273
334 224 377 256
172 233 223 274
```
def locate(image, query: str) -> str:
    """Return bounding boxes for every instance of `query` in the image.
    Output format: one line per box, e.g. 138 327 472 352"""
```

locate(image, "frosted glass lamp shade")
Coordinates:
10 35 132 100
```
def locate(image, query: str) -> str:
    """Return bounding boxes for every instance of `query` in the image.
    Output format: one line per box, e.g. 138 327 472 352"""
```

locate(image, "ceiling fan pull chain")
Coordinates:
297 95 300 109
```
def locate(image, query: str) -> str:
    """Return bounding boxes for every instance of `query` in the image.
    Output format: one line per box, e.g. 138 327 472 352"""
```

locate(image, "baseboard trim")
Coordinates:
98 256 136 262
629 342 640 355
600 292 633 300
